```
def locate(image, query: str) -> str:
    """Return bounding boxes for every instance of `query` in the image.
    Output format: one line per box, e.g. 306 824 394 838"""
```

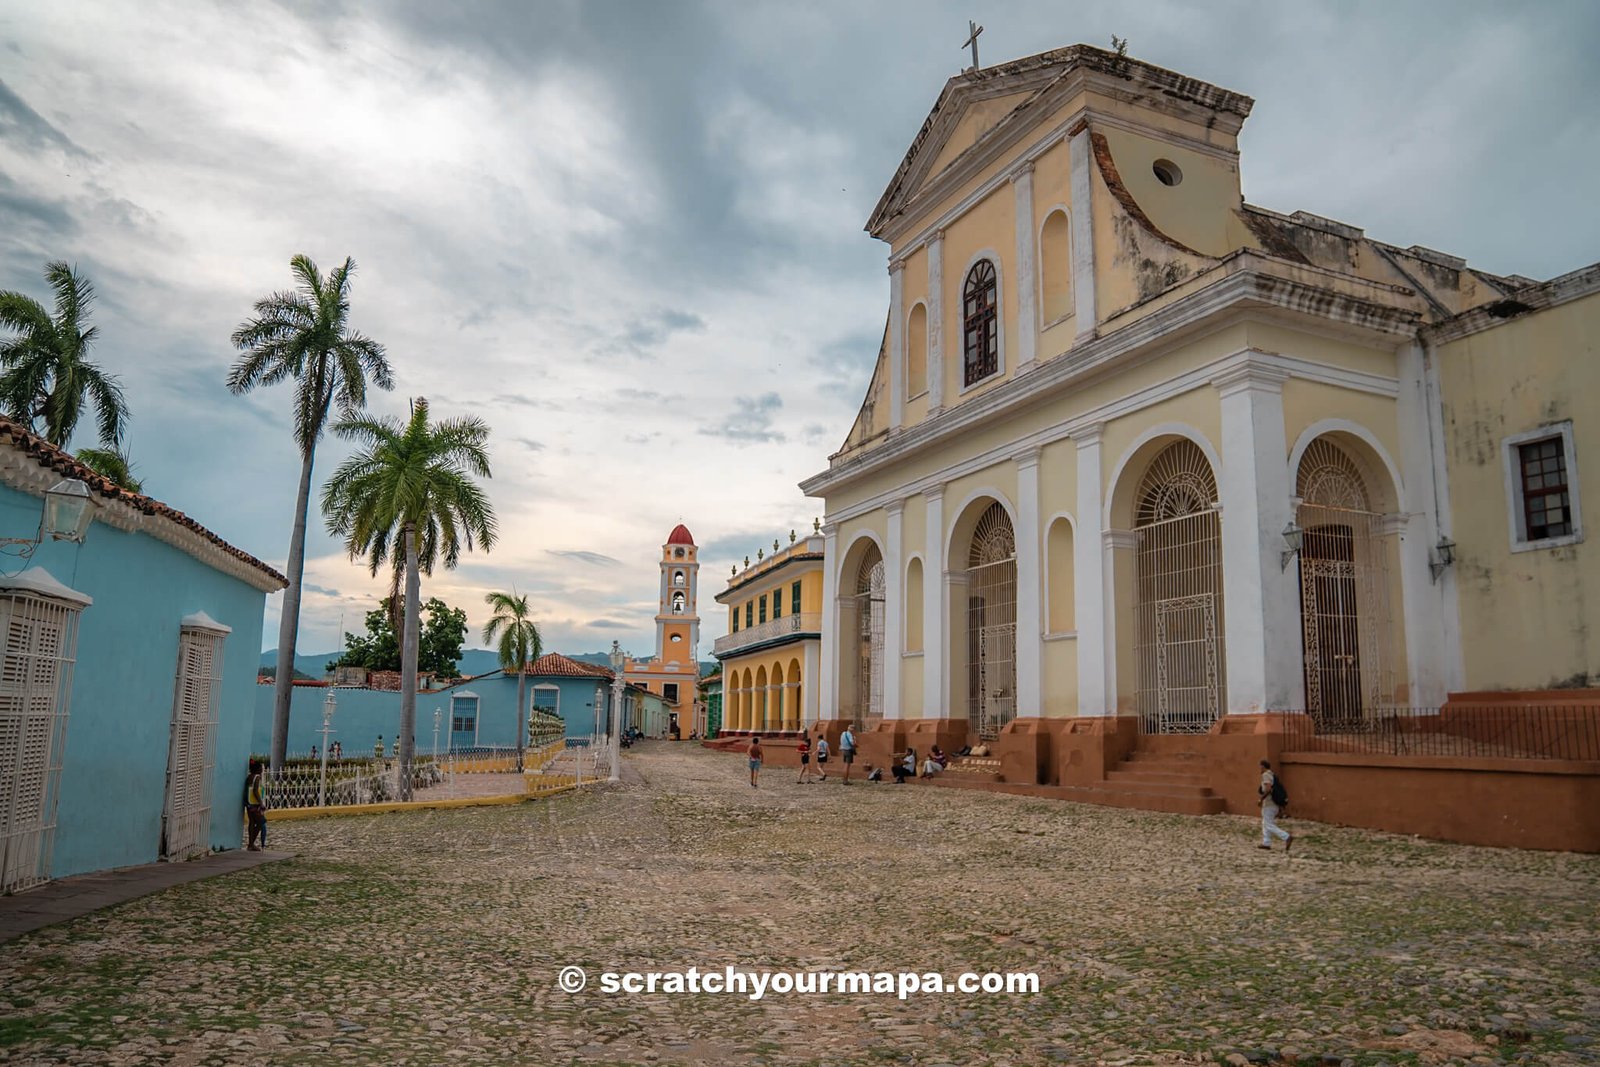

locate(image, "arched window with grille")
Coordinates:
966 503 1017 740
849 545 885 727
962 260 999 387
1133 441 1225 734
1295 438 1394 727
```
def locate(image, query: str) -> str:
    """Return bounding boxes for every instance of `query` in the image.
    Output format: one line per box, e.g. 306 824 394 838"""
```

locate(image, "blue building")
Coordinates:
252 652 630 756
0 421 285 892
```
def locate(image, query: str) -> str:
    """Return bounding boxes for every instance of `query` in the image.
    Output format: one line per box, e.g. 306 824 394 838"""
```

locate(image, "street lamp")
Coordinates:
432 707 442 762
609 641 625 783
317 690 337 807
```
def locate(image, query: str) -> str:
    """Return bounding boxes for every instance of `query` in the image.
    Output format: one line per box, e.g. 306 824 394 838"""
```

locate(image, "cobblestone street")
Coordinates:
2 742 1597 1066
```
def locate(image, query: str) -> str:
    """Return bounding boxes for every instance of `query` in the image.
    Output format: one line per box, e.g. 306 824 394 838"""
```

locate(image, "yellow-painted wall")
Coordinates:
1438 293 1600 690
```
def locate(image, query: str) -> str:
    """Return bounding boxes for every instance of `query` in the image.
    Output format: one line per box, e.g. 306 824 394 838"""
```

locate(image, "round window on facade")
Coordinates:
670 633 683 643
1152 159 1183 186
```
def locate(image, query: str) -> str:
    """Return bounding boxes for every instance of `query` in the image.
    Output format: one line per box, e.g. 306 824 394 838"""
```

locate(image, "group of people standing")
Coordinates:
746 725 861 788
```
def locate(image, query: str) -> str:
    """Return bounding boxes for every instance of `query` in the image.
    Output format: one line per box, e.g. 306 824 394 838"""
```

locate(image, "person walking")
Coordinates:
374 735 385 759
814 733 830 780
244 759 267 851
796 733 812 784
748 736 763 789
1257 759 1292 852
839 723 857 784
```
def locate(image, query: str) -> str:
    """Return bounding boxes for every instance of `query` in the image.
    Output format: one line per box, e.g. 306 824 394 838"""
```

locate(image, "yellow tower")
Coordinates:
656 524 700 666
623 524 702 736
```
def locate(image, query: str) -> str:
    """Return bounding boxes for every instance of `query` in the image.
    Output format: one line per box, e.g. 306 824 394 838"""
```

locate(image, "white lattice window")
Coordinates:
1502 422 1583 552
0 569 88 893
162 615 227 861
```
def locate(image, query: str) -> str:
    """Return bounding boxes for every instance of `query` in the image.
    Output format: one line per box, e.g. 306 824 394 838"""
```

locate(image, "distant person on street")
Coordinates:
748 736 763 788
375 735 385 759
814 733 830 780
796 734 812 783
839 724 857 783
244 759 267 851
1258 759 1292 852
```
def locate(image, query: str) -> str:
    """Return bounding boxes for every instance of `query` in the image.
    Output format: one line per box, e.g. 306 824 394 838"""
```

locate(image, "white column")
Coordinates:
922 484 946 716
1011 163 1038 373
1015 449 1044 716
802 640 820 726
884 500 905 718
888 260 906 430
1213 362 1299 714
1067 123 1097 344
1074 425 1108 715
927 231 946 414
1396 341 1463 704
819 522 840 721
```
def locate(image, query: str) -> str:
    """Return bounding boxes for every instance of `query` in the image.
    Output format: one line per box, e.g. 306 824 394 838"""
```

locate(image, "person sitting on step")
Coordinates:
892 747 916 784
921 744 948 778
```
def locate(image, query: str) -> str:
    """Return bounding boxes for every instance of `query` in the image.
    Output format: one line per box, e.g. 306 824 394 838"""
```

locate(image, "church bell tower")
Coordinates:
657 524 700 667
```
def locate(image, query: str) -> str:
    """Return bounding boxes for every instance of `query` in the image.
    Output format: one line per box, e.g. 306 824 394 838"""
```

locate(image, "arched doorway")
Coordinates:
1133 440 1225 734
966 502 1017 740
850 545 886 727
1296 438 1394 729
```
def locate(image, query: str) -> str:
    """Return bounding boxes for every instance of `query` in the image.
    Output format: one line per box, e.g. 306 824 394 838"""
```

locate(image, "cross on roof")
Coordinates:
962 20 984 71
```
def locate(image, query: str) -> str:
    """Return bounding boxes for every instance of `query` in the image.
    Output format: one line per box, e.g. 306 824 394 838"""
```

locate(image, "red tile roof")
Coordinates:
666 523 695 545
0 418 287 587
522 652 615 679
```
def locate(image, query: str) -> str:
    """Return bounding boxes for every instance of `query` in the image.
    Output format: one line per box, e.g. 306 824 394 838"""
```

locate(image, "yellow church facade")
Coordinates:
799 44 1600 810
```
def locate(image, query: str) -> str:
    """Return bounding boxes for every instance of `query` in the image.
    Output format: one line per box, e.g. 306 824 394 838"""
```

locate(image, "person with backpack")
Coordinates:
839 724 857 784
1257 759 1292 852
796 734 812 784
814 733 830 780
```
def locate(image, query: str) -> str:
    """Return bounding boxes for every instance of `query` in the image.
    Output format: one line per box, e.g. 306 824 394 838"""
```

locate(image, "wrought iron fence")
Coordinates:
1275 704 1600 762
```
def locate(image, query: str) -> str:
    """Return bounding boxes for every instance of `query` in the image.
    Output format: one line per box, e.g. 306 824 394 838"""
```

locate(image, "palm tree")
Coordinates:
322 397 496 797
75 446 143 493
484 590 543 769
229 255 393 771
0 261 128 448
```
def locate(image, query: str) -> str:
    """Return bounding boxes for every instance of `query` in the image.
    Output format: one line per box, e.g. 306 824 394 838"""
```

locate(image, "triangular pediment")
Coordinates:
923 90 1037 177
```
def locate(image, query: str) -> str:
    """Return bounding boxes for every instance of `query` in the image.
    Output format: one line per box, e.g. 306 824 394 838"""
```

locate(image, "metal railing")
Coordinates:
1275 704 1600 762
713 612 821 656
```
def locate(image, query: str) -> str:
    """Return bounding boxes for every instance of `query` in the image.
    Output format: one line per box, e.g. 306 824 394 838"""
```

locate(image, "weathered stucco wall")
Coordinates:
1439 292 1600 691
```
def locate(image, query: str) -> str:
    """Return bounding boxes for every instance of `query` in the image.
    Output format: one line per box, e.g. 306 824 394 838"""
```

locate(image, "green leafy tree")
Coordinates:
0 261 128 448
75 446 143 493
229 255 393 770
483 589 542 763
322 397 496 796
328 597 468 676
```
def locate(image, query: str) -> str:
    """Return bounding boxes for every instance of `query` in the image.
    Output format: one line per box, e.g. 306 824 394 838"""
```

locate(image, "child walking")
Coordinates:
748 736 763 788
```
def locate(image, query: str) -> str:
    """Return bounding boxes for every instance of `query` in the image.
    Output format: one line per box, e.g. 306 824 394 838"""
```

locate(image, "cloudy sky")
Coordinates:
2 0 1597 660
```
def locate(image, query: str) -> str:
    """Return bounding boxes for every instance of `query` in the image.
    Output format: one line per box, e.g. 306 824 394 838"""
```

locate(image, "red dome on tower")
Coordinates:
666 523 695 546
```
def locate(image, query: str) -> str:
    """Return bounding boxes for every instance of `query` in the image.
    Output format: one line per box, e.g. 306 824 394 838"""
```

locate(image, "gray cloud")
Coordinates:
510 437 545 452
0 78 89 157
548 549 622 567
699 392 785 444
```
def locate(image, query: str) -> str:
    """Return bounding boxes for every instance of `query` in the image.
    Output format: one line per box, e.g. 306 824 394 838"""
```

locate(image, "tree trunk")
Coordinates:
269 446 317 771
515 667 527 772
398 523 420 800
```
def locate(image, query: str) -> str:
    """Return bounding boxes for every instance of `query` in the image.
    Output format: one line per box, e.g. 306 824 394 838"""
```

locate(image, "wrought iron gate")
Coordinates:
967 503 1017 741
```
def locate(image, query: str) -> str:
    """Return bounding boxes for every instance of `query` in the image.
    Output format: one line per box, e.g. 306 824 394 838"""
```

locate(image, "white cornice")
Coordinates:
1421 261 1600 345
802 266 1409 503
814 346 1398 526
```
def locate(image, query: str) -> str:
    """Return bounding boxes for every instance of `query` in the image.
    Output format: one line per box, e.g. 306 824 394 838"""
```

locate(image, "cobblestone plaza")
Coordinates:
2 744 1596 1066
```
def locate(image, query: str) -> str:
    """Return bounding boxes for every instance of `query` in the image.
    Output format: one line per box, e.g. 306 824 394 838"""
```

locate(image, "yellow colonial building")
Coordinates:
713 529 826 734
799 44 1600 798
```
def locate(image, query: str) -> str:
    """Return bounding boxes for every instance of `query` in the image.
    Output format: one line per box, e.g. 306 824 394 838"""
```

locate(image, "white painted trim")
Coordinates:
1287 418 1409 513
531 683 561 719
884 504 904 719
1036 203 1072 332
180 611 231 635
0 566 93 607
889 262 905 430
927 233 945 412
1043 631 1079 642
1102 422 1224 529
923 486 946 716
1501 420 1584 552
955 249 1007 396
1012 167 1038 372
1069 128 1097 341
941 486 1019 570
